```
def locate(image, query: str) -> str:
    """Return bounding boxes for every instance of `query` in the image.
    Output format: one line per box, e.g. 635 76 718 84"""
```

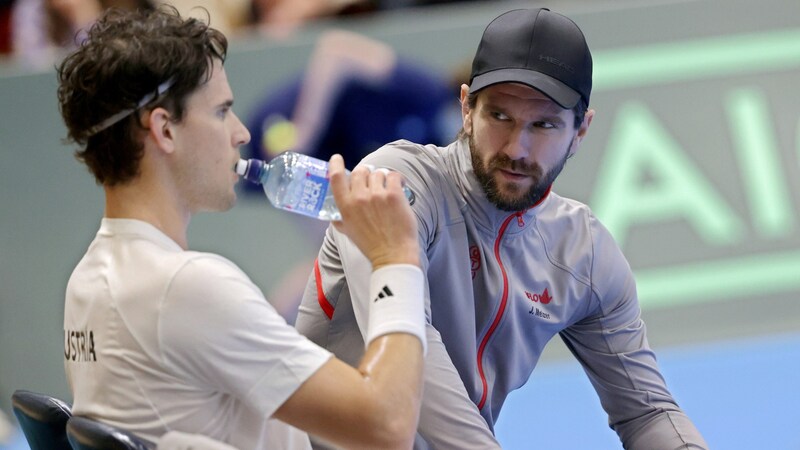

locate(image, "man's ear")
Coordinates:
460 84 473 136
574 109 595 144
146 107 176 154
578 108 595 139
568 108 595 159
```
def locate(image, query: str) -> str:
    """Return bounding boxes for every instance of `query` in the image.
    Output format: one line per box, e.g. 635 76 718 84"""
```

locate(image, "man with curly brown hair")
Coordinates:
58 7 427 449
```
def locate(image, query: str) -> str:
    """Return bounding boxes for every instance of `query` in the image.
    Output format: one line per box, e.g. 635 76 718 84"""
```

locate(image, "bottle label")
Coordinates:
297 172 329 215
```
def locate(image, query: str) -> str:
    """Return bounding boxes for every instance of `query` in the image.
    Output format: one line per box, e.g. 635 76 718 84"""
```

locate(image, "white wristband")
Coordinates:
366 264 426 355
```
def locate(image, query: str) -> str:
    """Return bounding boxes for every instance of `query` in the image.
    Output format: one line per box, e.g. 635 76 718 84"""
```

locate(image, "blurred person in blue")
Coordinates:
295 8 709 449
242 29 465 322
244 29 463 181
58 6 429 449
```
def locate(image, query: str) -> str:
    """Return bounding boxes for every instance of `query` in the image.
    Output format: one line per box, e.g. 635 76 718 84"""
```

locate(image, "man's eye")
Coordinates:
533 121 556 129
491 111 509 121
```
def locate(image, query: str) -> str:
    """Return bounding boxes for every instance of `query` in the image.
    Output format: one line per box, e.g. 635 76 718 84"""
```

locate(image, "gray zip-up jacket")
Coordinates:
296 139 707 449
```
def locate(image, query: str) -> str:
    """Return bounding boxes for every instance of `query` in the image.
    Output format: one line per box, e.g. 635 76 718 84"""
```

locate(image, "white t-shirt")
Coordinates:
64 218 331 449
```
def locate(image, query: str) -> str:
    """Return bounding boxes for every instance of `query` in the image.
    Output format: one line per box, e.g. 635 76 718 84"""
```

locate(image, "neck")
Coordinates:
104 177 191 250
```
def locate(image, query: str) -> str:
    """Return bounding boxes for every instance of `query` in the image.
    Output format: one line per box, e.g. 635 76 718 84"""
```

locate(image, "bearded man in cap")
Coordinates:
295 8 708 449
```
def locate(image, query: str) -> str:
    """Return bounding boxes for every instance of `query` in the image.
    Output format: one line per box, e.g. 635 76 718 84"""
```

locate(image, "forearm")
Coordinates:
287 337 423 450
355 334 424 449
349 263 428 447
275 336 422 450
277 263 425 449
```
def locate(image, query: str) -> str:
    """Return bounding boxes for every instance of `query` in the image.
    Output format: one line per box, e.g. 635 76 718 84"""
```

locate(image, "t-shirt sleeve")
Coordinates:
157 254 332 418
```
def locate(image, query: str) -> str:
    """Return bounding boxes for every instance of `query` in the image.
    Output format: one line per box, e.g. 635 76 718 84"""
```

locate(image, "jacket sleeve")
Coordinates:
416 324 501 449
559 214 708 450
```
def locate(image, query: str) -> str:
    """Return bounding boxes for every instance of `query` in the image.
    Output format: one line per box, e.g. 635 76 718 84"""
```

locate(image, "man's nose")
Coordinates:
233 112 251 146
502 127 531 160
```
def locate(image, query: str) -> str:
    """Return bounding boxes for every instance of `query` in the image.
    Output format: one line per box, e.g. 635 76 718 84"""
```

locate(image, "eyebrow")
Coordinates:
212 99 235 113
481 100 568 125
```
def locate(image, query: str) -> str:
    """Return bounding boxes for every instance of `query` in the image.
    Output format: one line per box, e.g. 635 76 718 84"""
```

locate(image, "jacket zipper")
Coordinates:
475 211 524 410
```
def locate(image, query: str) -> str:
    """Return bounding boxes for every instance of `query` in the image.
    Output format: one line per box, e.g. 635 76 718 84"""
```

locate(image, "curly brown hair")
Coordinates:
57 6 227 186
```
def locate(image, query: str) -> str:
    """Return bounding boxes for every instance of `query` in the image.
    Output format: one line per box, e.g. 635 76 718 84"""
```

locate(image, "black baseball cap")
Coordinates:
468 8 592 109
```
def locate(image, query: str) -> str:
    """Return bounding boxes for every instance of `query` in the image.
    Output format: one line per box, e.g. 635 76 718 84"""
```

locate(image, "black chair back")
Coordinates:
11 389 73 450
66 415 155 450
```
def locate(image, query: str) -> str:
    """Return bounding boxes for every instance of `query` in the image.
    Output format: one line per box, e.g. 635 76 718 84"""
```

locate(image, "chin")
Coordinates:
203 195 237 213
496 181 528 197
221 195 237 212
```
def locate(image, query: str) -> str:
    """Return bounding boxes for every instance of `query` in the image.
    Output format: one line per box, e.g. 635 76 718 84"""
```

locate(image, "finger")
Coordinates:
384 171 405 192
328 154 348 208
377 168 403 194
328 153 345 173
349 165 371 192
359 163 376 173
369 169 387 194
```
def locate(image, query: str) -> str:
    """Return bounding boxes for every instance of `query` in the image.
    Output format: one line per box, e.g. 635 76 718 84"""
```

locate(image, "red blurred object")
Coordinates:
0 4 11 54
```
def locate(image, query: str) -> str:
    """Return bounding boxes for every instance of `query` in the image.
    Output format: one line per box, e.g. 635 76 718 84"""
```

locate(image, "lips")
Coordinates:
496 168 530 181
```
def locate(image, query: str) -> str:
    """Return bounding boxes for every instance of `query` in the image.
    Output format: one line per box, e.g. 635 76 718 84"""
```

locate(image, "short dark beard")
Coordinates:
468 133 571 211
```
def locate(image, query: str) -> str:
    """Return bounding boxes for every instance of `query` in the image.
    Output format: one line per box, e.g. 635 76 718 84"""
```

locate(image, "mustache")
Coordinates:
487 154 540 176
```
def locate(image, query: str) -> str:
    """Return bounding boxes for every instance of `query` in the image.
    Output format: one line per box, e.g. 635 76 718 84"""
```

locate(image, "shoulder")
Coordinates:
538 193 616 241
171 251 248 281
361 140 455 199
555 194 635 300
162 252 262 314
157 252 291 348
362 141 457 233
536 194 597 243
536 193 629 276
363 139 442 166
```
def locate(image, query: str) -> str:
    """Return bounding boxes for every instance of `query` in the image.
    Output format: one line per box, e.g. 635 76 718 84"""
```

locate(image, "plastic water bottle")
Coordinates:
236 152 415 221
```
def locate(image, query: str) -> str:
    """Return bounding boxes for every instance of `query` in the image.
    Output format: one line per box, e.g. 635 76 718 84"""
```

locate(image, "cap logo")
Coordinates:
538 54 575 73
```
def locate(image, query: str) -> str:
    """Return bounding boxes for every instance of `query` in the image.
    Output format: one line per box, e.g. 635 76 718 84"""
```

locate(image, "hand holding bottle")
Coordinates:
328 154 420 270
236 151 414 221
